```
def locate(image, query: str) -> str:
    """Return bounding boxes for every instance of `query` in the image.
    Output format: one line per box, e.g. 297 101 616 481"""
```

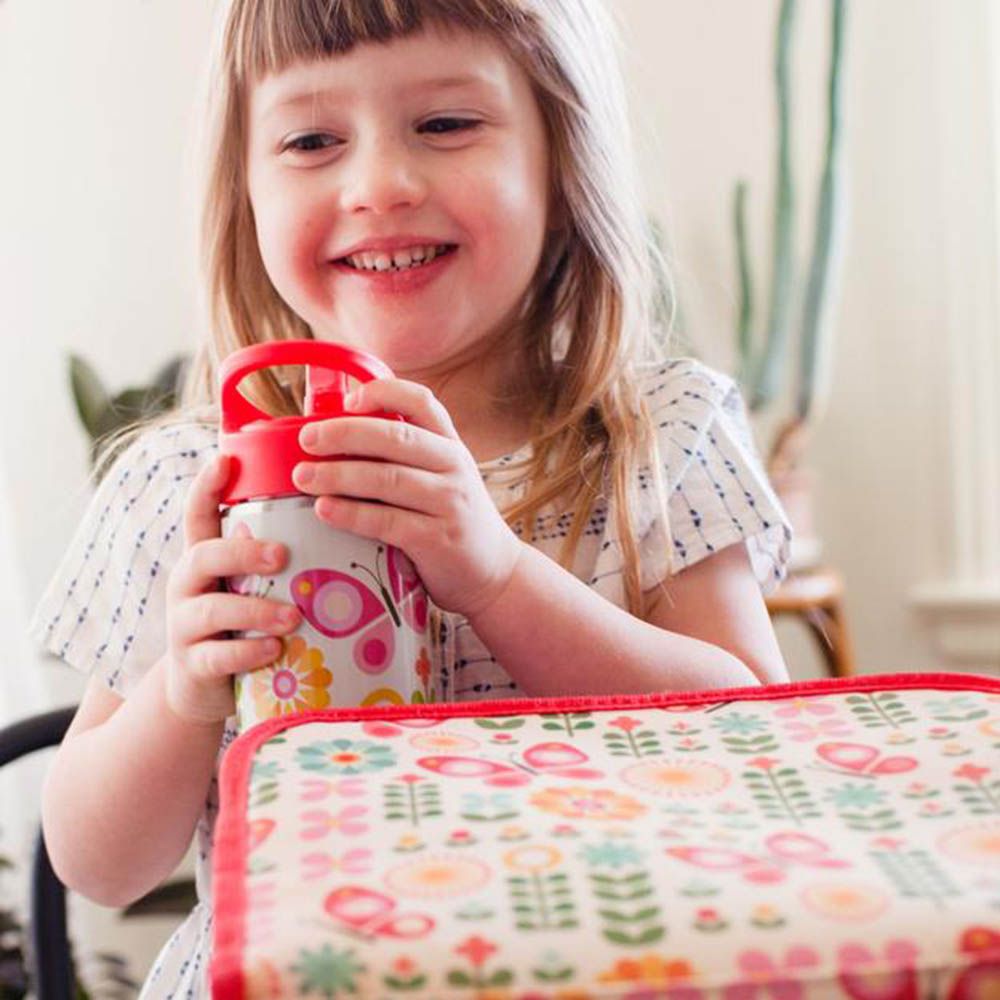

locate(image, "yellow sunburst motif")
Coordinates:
250 635 333 718
529 786 647 821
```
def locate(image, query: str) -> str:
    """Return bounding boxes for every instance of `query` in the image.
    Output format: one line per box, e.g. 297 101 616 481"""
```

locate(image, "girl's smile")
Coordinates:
245 24 552 391
329 239 459 296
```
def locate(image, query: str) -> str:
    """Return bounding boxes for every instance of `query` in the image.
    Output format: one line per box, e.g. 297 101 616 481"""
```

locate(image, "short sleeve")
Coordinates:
637 359 792 595
27 422 218 698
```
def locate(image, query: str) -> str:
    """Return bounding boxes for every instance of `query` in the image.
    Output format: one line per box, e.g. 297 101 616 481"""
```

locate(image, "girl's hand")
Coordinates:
293 380 524 618
164 454 302 726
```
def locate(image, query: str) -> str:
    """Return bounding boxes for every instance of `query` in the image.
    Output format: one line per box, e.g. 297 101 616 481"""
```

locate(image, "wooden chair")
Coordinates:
765 566 857 678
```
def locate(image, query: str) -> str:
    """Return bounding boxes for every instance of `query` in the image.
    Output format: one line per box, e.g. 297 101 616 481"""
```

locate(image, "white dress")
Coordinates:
28 358 791 996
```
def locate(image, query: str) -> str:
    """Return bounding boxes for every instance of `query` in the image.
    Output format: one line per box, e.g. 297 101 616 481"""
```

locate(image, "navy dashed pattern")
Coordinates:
27 359 790 994
439 357 792 705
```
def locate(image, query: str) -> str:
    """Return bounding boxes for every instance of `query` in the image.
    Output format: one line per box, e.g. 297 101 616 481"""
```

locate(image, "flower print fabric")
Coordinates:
212 676 1000 998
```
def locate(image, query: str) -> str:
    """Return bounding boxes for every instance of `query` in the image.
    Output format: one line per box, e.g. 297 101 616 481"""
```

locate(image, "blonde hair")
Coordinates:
125 0 675 616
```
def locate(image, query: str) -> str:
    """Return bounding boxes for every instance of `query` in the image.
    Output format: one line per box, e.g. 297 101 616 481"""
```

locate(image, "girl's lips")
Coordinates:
330 246 458 294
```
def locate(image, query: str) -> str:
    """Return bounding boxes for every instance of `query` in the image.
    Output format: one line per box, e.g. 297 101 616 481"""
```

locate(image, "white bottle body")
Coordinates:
223 496 436 730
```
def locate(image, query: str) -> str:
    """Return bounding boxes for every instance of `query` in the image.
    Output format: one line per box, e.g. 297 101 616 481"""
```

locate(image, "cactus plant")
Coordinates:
733 0 848 476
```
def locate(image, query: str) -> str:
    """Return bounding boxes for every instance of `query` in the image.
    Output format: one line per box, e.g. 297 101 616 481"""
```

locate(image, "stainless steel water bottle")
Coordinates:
218 340 436 730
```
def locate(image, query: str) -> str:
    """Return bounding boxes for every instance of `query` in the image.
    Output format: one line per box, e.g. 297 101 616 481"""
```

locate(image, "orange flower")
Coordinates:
249 635 333 718
598 954 696 985
415 646 431 687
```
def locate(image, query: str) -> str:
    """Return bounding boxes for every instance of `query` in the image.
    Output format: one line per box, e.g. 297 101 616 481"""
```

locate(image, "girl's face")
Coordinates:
245 24 552 380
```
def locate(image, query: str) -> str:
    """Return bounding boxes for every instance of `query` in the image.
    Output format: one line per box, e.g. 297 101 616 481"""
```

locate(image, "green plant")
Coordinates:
733 0 847 472
68 354 189 474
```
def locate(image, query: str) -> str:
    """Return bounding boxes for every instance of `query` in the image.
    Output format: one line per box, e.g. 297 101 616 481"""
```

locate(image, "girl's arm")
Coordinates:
468 540 787 698
643 541 789 684
42 455 302 907
42 662 224 907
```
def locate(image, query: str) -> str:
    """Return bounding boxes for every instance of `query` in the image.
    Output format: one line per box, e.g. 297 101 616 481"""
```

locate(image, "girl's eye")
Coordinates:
419 117 481 135
282 133 337 154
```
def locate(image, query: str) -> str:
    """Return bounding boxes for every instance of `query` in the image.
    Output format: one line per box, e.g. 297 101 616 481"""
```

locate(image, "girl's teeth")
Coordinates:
345 245 449 272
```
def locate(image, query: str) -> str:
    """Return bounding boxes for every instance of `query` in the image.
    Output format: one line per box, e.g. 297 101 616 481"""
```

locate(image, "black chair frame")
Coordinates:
0 706 77 1000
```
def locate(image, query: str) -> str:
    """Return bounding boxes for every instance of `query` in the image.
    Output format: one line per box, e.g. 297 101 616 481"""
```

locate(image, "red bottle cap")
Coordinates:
218 340 397 505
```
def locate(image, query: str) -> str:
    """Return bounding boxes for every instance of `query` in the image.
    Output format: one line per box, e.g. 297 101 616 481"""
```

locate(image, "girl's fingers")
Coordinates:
313 495 436 551
183 453 231 549
293 459 444 512
350 379 457 438
171 592 300 646
300 413 456 472
171 535 288 598
299 380 461 469
189 635 286 679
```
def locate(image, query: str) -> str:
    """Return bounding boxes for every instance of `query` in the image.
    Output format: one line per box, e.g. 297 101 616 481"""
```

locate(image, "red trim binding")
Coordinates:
209 671 999 996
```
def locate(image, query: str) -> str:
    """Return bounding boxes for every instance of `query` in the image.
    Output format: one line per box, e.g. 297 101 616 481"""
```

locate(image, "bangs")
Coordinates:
230 0 530 84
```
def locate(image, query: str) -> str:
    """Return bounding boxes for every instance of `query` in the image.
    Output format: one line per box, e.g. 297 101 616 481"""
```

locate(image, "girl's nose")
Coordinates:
338 135 428 215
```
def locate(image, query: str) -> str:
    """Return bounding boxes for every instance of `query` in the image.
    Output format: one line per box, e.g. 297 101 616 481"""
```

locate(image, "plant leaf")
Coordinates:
68 354 110 438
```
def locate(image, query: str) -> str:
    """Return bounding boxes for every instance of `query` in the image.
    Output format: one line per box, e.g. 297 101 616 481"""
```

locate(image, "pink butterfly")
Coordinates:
416 742 604 787
291 545 428 675
815 742 918 777
324 885 434 940
667 831 849 883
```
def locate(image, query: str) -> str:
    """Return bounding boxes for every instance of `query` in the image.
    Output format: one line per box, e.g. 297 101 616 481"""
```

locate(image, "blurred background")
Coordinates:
1 0 998 989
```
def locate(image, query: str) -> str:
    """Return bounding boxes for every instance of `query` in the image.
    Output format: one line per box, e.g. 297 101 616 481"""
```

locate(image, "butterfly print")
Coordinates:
291 545 428 675
667 831 849 883
324 885 435 940
815 742 918 777
416 742 605 787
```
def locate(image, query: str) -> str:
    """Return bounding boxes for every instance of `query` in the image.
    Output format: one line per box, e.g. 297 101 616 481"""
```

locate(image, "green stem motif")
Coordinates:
769 768 803 824
985 783 1000 813
384 779 441 826
542 713 593 737
972 777 1000 813
532 872 551 927
865 694 903 729
509 872 577 931
873 849 959 912
747 765 820 825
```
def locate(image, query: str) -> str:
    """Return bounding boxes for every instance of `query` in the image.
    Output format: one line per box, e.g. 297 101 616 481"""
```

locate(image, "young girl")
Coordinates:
31 0 791 992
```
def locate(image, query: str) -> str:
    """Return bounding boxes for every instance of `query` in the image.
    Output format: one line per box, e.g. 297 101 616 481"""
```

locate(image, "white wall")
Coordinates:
0 0 216 695
0 0 215 978
616 0 998 676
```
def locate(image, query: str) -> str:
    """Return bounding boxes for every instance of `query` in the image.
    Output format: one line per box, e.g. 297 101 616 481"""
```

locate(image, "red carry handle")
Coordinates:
219 340 394 433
